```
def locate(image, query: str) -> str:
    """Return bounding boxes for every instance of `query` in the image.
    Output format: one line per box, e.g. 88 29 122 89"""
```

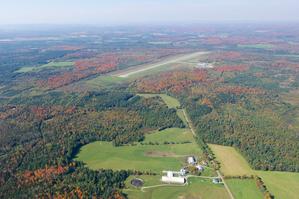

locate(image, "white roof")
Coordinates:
162 176 185 184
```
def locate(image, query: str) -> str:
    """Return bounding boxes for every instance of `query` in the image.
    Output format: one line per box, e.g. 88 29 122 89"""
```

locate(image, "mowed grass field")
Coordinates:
124 176 230 199
144 128 193 143
75 128 202 172
209 144 299 199
226 179 263 199
255 171 299 199
208 144 254 176
16 61 74 73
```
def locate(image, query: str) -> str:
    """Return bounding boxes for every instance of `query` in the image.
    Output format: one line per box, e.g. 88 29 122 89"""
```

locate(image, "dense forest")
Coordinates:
0 90 184 198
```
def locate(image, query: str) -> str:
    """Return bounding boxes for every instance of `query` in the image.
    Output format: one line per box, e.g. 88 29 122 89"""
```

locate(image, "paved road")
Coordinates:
113 52 207 78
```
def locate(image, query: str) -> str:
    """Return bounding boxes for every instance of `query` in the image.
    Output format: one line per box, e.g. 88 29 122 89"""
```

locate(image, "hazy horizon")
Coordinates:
1 0 299 25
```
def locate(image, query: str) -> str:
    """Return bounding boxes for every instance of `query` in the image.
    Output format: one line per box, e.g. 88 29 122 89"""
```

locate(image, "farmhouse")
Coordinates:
187 156 196 165
196 165 204 172
161 171 186 184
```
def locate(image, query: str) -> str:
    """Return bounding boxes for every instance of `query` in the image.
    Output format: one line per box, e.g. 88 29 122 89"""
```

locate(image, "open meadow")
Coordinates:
75 128 202 172
226 179 263 199
16 61 74 73
209 144 299 199
255 171 299 199
208 144 254 176
143 128 193 144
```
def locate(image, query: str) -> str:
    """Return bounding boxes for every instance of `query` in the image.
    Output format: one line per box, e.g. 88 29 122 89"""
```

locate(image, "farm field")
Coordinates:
124 176 230 199
144 128 193 144
16 61 74 73
112 52 207 78
75 128 202 172
209 144 299 199
208 144 254 176
255 171 299 199
226 179 263 199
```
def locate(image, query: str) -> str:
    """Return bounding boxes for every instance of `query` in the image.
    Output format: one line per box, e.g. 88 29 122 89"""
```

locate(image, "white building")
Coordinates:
187 156 196 165
161 171 186 184
196 165 204 172
180 168 187 176
212 178 221 184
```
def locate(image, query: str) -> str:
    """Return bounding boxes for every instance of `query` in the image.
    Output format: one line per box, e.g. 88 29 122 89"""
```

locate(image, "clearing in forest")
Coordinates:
75 128 202 172
16 61 74 73
208 144 254 176
137 93 180 108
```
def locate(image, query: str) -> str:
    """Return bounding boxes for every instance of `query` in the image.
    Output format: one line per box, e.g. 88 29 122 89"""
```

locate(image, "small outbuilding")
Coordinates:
212 178 221 184
187 156 196 165
196 165 204 172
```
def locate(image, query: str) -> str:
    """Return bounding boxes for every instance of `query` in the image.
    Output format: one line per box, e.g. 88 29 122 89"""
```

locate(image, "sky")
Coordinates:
0 0 298 25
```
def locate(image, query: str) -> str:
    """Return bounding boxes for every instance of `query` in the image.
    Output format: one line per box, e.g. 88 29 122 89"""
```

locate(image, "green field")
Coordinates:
85 75 127 88
255 171 299 199
138 94 180 108
208 144 254 176
75 128 202 172
226 179 263 199
16 61 74 73
144 128 193 143
209 144 299 199
125 176 230 199
176 109 188 126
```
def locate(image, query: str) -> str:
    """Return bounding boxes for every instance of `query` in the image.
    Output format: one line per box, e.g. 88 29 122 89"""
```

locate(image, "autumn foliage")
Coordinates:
135 69 208 93
209 51 243 61
19 166 67 185
272 59 299 71
214 65 248 73
30 105 76 120
215 86 265 95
